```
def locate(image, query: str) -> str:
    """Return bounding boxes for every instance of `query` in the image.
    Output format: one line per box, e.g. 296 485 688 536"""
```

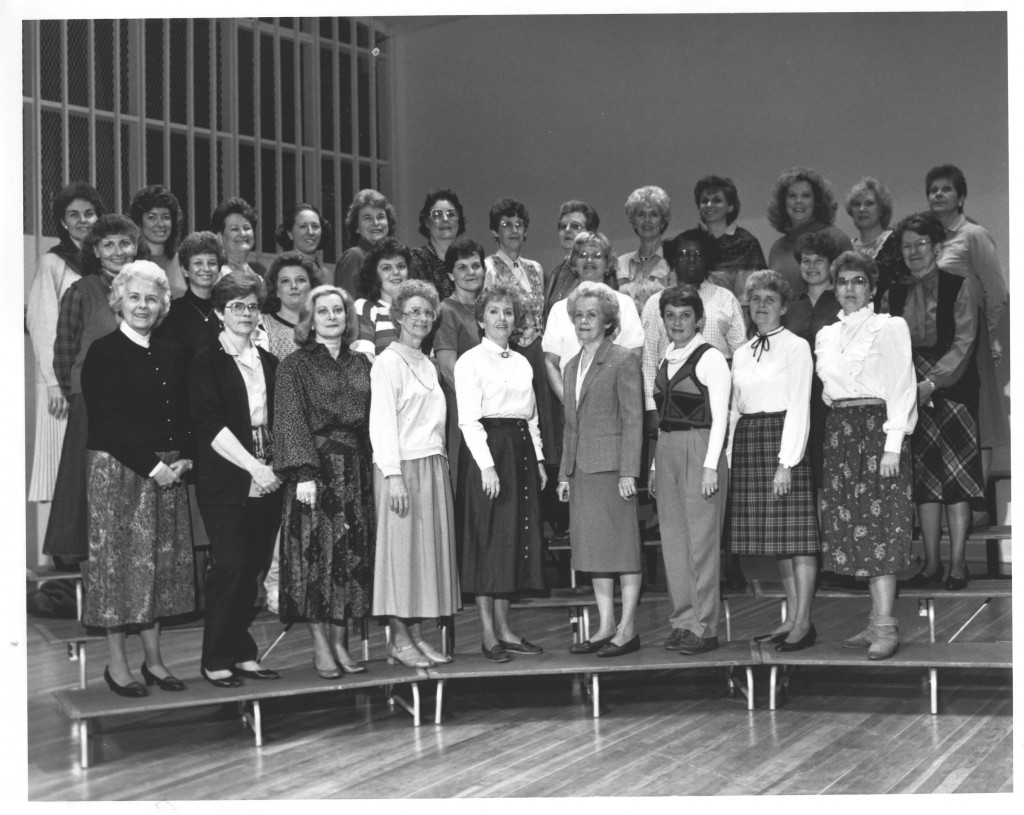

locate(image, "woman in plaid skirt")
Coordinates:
727 270 820 651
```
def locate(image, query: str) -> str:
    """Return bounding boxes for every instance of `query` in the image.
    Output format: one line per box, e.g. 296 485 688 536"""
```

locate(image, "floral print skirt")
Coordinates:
820 404 913 578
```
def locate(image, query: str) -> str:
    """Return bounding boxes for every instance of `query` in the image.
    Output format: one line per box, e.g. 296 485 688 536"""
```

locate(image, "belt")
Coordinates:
832 398 885 408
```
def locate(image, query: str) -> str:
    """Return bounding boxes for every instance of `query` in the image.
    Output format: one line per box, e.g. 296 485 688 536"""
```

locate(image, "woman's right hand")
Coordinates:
916 379 936 407
251 462 282 493
481 467 500 500
556 481 570 502
296 480 317 506
47 385 68 419
386 474 410 517
152 463 179 489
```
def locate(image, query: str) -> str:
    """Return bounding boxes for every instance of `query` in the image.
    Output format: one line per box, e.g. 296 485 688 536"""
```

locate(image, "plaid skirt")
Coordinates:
912 395 984 503
727 412 819 556
820 404 914 577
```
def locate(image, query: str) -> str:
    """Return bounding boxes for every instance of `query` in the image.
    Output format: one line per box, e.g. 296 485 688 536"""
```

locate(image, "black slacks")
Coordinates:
199 496 282 671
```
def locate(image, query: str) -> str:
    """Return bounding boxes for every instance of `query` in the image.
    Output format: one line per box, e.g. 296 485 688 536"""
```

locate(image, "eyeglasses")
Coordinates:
901 238 932 252
577 250 605 261
225 302 261 315
558 221 585 232
402 307 437 321
836 276 870 288
430 209 458 222
677 249 704 259
499 219 525 232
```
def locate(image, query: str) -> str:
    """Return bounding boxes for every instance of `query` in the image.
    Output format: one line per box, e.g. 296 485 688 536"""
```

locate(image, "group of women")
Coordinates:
25 163 1006 695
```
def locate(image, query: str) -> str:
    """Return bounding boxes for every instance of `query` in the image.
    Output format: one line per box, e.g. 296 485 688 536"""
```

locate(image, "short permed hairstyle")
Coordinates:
417 189 467 239
473 283 525 329
211 196 258 234
793 230 841 265
844 177 894 230
569 230 616 280
275 203 333 253
344 189 397 245
766 167 838 233
359 237 411 301
693 175 740 224
488 197 530 233
558 200 600 231
444 236 487 279
925 164 967 212
294 285 360 347
566 280 620 336
624 186 671 230
108 260 172 327
893 211 946 246
211 268 266 311
262 251 324 314
81 214 141 276
663 227 719 272
744 268 793 308
389 279 440 326
129 185 184 255
177 231 227 273
830 250 879 290
659 284 705 322
52 181 106 242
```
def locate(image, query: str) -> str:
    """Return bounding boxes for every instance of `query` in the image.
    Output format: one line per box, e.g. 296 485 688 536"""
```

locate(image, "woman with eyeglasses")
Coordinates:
543 200 600 320
188 270 283 687
456 284 548 662
817 251 917 660
370 280 460 668
410 189 466 300
882 212 982 592
335 189 397 297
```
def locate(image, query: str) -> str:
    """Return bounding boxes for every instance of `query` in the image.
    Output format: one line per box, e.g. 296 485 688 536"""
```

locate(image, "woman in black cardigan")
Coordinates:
188 270 283 687
80 261 194 696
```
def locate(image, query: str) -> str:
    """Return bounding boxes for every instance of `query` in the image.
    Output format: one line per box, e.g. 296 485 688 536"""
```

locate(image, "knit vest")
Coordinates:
653 344 713 432
886 269 978 406
71 274 118 395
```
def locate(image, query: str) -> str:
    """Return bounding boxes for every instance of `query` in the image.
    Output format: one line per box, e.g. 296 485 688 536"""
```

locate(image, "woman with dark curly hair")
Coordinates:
211 196 264 277
844 177 905 308
130 184 187 298
157 231 227 362
335 189 397 296
692 175 766 299
261 251 323 361
352 237 411 361
410 189 466 300
26 181 105 509
45 214 140 565
274 284 374 678
275 203 332 273
766 167 852 299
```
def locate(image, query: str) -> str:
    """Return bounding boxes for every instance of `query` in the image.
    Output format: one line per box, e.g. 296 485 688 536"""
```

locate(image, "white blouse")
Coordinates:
662 333 732 470
542 289 644 372
454 337 543 470
727 327 812 468
369 342 447 476
815 305 918 454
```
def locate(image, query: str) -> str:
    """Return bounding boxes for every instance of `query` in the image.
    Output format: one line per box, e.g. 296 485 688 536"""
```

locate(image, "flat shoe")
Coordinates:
753 631 789 644
481 643 511 663
596 634 640 658
677 635 719 655
944 567 969 591
201 667 242 688
775 624 817 652
899 564 944 589
498 638 543 655
233 666 279 680
569 635 614 655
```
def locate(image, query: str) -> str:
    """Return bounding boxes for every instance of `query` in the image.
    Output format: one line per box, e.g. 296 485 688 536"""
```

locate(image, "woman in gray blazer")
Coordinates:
557 282 644 657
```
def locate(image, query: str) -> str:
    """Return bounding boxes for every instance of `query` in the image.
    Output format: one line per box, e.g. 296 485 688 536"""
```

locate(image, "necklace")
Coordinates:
187 297 215 322
452 295 476 316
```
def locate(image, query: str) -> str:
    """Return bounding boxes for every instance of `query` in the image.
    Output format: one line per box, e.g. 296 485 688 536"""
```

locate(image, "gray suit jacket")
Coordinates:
559 338 643 480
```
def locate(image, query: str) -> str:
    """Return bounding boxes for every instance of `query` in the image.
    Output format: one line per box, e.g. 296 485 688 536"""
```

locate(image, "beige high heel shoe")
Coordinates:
413 639 452 665
386 641 430 669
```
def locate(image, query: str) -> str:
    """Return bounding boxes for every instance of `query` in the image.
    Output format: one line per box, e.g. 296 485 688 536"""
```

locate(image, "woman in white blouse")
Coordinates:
727 270 820 652
455 285 548 663
649 287 732 656
369 280 460 669
816 252 917 659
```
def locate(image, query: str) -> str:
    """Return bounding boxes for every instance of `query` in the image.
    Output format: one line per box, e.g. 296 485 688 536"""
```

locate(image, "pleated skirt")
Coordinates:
371 455 460 618
42 393 89 560
28 382 67 502
912 395 984 504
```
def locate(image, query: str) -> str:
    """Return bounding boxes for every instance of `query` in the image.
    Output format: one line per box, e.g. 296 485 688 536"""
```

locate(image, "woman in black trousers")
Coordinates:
188 270 283 686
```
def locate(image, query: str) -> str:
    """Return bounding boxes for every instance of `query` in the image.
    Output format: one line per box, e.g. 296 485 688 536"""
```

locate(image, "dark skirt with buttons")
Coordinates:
456 419 545 595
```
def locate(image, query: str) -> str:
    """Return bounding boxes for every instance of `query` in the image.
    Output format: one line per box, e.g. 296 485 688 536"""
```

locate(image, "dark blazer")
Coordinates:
559 337 643 480
81 328 193 477
188 340 277 506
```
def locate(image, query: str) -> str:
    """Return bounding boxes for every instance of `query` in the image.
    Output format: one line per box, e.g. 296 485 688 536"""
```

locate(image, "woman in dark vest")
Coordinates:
882 212 982 591
648 286 731 655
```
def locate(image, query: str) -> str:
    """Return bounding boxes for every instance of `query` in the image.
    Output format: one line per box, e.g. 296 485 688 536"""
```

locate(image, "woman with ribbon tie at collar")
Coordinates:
455 284 548 663
816 251 917 660
727 270 820 652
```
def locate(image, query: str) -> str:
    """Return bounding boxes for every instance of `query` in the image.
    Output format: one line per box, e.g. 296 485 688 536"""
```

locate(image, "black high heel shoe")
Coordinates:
201 667 243 688
104 666 147 698
140 662 186 691
944 566 970 591
900 563 944 589
775 624 817 652
753 631 789 645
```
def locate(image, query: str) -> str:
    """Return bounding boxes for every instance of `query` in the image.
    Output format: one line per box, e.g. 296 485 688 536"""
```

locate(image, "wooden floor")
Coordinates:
27 557 1012 799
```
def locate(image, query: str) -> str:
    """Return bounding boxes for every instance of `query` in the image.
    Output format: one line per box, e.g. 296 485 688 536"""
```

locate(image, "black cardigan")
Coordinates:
81 328 193 477
188 340 278 506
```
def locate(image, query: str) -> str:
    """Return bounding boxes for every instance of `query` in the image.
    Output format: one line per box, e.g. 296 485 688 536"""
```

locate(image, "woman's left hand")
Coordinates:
879 451 900 478
296 480 317 506
617 477 636 500
772 464 791 499
537 463 548 491
168 459 191 479
916 379 936 407
991 338 1003 365
701 467 718 498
